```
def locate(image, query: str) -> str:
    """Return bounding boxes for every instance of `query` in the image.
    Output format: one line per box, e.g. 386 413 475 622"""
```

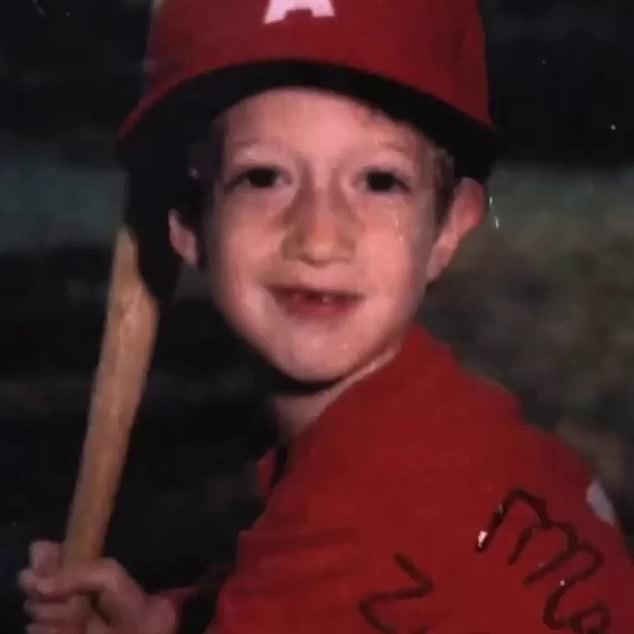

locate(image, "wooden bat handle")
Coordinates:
63 227 161 564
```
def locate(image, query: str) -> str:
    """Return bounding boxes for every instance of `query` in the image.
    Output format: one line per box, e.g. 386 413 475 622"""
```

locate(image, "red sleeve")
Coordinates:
211 501 404 633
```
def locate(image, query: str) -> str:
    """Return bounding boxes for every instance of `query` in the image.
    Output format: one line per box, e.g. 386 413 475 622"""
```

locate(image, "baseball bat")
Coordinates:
62 226 161 564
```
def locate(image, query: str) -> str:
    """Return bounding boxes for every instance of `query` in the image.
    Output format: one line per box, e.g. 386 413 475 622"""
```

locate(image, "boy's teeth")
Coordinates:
276 287 357 307
292 291 338 304
297 291 327 302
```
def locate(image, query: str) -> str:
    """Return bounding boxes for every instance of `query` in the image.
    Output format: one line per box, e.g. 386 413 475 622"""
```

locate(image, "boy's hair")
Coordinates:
433 149 458 225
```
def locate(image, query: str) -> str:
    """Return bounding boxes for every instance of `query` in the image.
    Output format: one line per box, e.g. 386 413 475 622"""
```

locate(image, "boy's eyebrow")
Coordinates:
371 142 419 158
224 139 419 158
223 138 288 154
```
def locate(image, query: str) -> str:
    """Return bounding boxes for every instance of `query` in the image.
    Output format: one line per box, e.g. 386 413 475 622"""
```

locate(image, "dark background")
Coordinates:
1 1 633 631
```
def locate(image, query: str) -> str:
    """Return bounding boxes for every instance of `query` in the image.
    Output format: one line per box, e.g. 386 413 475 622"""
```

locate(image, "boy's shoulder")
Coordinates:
322 326 592 493
288 327 627 555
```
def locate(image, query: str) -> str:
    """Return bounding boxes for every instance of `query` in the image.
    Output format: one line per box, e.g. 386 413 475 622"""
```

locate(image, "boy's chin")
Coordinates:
277 362 349 387
266 354 358 390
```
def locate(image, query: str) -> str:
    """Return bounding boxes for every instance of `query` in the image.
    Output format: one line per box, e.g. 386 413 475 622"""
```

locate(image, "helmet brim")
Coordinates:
118 61 497 181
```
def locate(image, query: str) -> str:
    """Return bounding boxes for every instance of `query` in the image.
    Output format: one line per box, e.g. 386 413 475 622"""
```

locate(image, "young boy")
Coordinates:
19 1 634 633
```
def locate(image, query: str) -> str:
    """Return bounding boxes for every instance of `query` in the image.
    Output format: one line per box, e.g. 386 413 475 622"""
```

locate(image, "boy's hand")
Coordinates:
18 541 177 634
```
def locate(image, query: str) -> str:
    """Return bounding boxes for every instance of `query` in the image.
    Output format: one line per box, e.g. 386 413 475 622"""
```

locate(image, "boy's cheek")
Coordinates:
374 231 433 285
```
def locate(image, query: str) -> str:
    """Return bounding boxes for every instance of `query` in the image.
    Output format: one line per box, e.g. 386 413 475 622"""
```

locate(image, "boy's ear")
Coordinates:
168 209 200 267
426 178 486 282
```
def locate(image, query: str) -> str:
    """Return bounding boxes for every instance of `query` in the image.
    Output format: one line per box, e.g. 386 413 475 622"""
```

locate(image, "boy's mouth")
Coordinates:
269 285 362 319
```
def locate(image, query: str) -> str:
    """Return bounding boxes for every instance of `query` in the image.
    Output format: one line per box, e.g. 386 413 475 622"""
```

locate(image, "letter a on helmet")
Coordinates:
264 0 335 24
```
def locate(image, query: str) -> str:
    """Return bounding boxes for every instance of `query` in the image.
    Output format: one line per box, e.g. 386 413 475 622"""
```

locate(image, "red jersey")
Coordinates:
170 327 634 633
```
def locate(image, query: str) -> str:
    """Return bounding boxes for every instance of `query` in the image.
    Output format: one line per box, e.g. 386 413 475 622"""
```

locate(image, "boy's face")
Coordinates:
171 88 483 383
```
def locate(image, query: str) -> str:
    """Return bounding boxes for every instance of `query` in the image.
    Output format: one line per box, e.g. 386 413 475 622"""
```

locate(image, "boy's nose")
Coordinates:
281 186 357 267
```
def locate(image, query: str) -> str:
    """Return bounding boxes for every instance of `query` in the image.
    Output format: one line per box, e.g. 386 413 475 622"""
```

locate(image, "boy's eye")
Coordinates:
234 167 282 189
364 170 410 194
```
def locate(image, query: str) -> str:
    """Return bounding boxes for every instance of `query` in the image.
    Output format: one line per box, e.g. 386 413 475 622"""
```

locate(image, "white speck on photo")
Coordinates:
586 479 617 526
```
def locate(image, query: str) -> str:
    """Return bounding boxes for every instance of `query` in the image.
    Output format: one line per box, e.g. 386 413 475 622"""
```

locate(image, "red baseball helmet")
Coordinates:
119 0 496 179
